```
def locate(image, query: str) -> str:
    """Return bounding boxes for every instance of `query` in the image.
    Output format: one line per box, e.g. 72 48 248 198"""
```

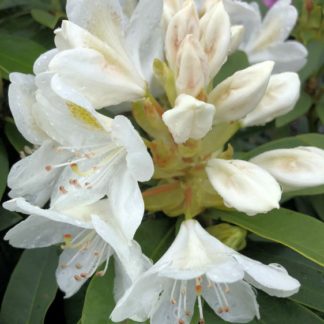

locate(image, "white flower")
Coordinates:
162 94 215 143
3 198 150 298
111 220 300 324
241 72 300 127
209 61 274 122
224 0 307 73
251 147 324 191
49 0 164 109
7 51 72 206
206 158 281 215
165 0 231 93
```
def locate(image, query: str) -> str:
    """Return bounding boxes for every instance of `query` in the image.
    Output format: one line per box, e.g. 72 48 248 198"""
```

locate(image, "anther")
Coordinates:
45 165 52 171
59 186 68 194
80 272 88 278
74 275 82 281
75 263 82 269
178 320 185 324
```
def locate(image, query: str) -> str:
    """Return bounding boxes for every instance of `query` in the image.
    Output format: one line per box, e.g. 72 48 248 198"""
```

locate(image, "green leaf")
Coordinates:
240 133 324 159
0 140 9 200
64 285 88 324
81 261 115 324
31 9 60 29
245 243 324 312
0 34 46 79
4 120 31 152
135 217 175 262
207 208 324 266
0 207 22 231
0 247 58 324
316 103 324 124
213 51 249 86
299 41 324 82
204 292 324 323
275 92 312 127
309 195 324 221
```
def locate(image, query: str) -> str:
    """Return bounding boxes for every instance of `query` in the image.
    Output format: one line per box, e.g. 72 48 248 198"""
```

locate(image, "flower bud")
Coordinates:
199 1 231 79
162 94 215 144
229 25 245 54
175 34 209 97
250 146 324 191
241 72 300 127
206 223 247 251
206 158 281 215
165 0 200 70
209 61 274 122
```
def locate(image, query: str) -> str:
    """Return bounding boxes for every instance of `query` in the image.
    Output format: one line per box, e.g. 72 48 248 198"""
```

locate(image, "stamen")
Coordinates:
75 263 82 269
195 277 203 295
198 295 204 323
96 251 110 277
170 280 177 304
74 275 82 281
59 186 68 194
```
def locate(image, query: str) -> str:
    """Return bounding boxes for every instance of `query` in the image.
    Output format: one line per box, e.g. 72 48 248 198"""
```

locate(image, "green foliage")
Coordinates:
0 140 8 200
208 208 324 266
0 247 59 324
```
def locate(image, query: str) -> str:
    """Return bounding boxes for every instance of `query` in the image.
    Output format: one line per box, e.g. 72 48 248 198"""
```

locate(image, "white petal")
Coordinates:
33 49 58 75
156 220 236 280
229 25 245 54
4 215 79 248
206 159 281 215
107 162 145 239
235 254 300 297
249 41 308 73
35 73 110 147
251 0 297 51
209 61 274 122
223 0 261 45
112 115 154 181
66 0 127 57
175 34 209 97
3 198 92 228
49 47 145 109
111 272 165 322
199 1 231 79
125 0 164 83
7 141 71 206
151 280 196 324
202 280 260 322
56 232 112 297
162 94 215 144
250 147 324 191
165 1 200 70
242 72 300 127
8 73 48 144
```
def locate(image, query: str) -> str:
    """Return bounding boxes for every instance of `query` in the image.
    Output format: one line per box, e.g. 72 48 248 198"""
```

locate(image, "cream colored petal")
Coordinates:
209 61 274 122
199 0 231 79
242 72 300 126
250 147 324 191
162 94 215 143
206 158 281 215
175 34 209 97
165 0 200 70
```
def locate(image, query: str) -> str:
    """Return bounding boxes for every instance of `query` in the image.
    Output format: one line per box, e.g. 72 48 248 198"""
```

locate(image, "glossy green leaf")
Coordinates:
0 34 45 79
4 120 31 152
31 9 61 29
275 92 312 127
245 243 324 312
213 51 249 86
81 261 114 324
240 133 324 160
299 41 324 82
0 247 58 324
0 140 9 200
204 292 324 324
135 217 175 262
316 103 324 124
207 208 324 266
0 207 22 231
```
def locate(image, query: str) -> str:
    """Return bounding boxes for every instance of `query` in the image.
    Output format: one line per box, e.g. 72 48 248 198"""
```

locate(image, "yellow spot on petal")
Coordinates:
67 103 103 130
